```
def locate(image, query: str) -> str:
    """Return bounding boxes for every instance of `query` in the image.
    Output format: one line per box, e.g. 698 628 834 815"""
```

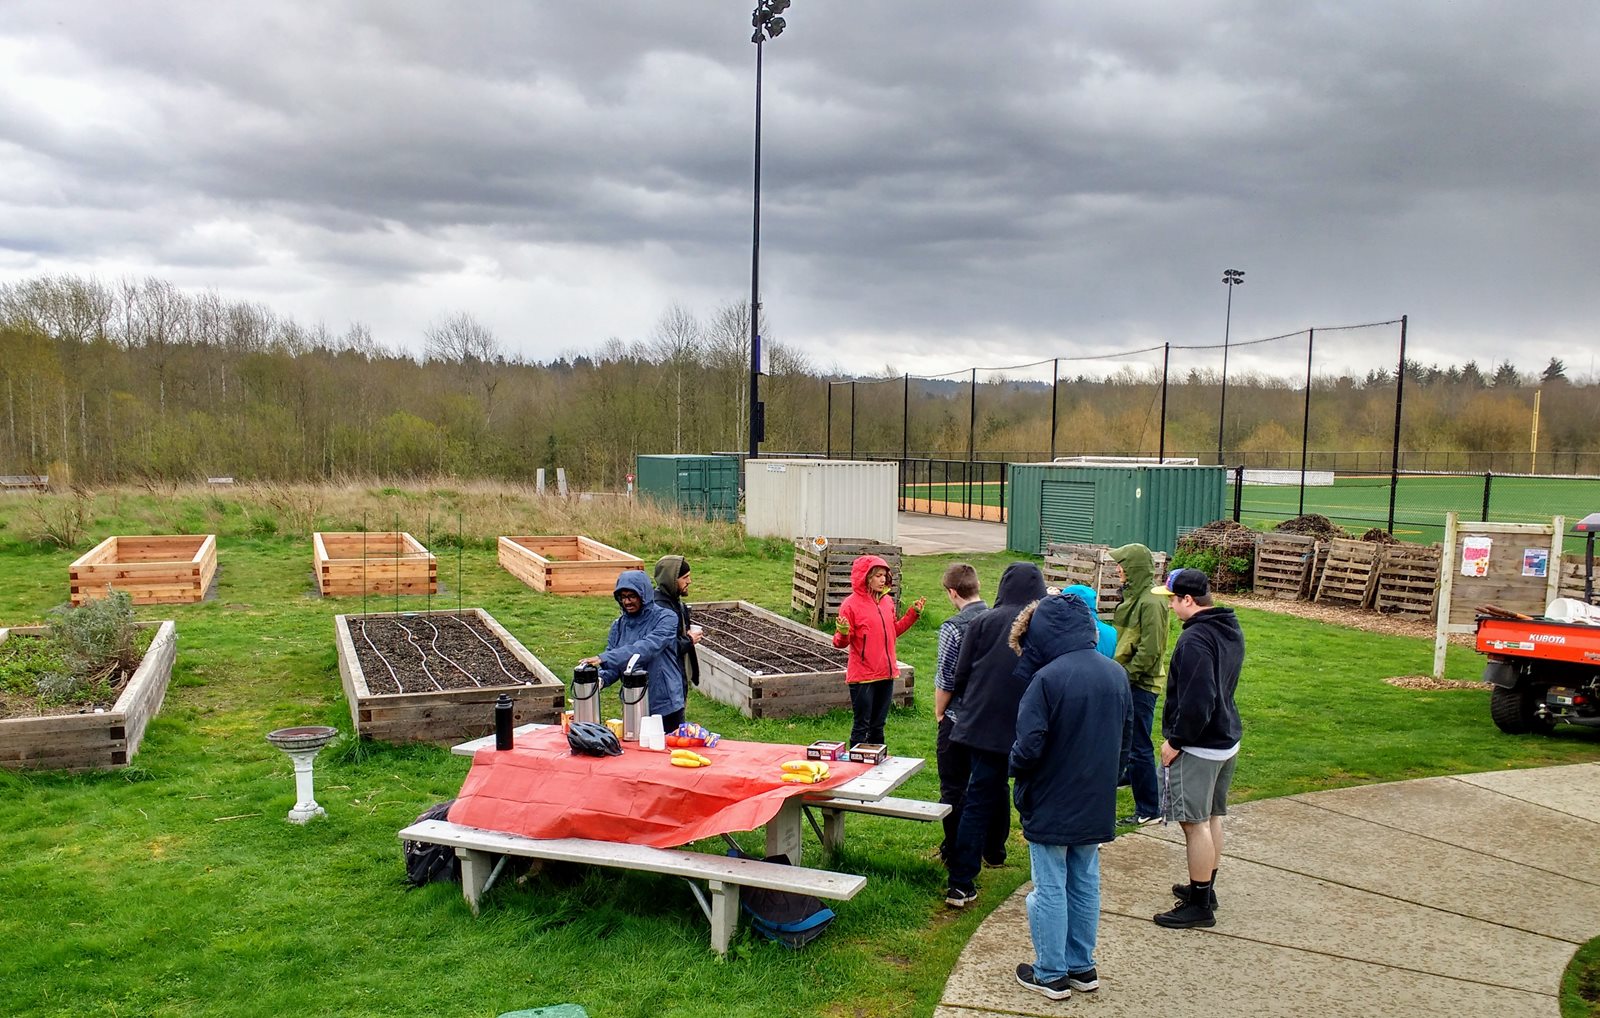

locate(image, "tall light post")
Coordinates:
1216 268 1244 466
747 0 791 461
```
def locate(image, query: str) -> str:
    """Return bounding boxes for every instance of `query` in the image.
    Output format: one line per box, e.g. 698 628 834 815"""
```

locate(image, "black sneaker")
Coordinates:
1015 963 1072 1001
945 886 978 908
1119 813 1161 827
1067 967 1099 992
982 855 1007 868
1154 888 1216 929
1171 881 1219 909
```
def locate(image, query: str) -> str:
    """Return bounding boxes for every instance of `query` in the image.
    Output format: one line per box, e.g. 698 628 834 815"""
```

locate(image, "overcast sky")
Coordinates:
2 2 1597 381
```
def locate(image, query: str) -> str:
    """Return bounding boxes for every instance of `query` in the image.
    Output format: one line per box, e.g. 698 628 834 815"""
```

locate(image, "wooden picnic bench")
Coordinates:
803 796 950 857
399 818 866 954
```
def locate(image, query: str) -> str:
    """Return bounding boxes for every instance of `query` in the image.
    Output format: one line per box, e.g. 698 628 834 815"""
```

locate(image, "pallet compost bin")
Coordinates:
690 600 914 719
791 539 903 625
333 608 565 745
0 620 177 771
314 532 436 596
497 536 643 596
69 535 218 606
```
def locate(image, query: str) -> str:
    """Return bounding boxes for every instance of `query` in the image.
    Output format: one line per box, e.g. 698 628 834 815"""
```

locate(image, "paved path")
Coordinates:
898 513 1007 556
936 762 1600 1016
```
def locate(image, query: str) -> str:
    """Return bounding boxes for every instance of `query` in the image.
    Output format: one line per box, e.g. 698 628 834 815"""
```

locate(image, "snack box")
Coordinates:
806 739 848 761
848 743 888 765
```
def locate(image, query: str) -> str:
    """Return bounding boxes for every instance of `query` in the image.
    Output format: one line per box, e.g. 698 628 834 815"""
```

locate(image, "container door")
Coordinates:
709 458 738 522
1040 480 1096 553
678 460 709 519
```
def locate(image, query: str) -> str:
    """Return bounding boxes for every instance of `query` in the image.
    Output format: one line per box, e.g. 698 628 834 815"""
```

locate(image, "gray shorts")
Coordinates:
1163 752 1237 824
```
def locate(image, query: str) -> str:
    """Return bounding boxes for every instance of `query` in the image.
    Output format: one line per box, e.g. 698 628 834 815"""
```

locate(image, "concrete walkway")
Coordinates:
898 513 1007 556
936 761 1600 1016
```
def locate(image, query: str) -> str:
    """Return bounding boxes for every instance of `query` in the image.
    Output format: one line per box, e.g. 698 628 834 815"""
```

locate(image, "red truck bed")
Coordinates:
1476 615 1600 666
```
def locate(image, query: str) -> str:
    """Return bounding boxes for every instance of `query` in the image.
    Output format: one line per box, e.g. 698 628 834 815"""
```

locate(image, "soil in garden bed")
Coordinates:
0 631 152 720
694 607 847 675
348 613 543 694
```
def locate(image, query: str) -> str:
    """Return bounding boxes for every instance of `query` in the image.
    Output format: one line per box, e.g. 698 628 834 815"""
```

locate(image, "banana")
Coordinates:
781 772 822 783
672 749 712 766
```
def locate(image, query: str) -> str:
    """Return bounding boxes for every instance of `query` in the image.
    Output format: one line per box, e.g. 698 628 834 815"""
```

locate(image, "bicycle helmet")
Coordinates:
567 720 623 757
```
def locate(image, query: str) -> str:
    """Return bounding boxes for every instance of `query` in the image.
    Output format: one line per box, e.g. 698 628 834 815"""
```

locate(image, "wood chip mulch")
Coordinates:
1382 675 1490 691
1228 592 1442 640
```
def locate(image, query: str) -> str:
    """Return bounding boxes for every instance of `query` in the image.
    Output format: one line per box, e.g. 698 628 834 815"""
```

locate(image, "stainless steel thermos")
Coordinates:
619 665 649 742
571 664 601 725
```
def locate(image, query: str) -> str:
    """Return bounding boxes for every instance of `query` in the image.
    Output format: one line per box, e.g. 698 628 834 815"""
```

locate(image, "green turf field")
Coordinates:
902 473 1600 543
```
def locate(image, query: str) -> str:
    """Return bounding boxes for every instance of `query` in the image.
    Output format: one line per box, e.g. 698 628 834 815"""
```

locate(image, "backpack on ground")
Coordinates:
403 800 460 888
726 847 836 948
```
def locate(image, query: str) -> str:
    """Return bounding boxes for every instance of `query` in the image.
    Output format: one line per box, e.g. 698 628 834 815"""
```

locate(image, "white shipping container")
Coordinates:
744 459 899 543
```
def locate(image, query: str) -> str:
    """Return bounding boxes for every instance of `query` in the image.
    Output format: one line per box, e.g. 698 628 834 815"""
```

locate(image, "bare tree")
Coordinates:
649 304 702 452
425 311 504 425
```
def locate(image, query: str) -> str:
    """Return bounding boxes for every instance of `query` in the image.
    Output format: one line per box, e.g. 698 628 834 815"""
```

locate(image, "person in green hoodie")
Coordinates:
1108 543 1168 826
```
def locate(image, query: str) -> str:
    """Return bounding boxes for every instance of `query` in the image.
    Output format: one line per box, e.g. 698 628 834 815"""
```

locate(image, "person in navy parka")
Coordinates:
579 569 687 730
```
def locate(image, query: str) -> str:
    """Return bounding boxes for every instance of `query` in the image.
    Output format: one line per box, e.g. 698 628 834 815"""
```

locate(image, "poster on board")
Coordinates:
1522 548 1549 577
1460 536 1492 577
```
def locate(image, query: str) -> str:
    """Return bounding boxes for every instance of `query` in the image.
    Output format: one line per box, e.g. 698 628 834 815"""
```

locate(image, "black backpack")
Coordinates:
726 847 836 948
402 800 460 888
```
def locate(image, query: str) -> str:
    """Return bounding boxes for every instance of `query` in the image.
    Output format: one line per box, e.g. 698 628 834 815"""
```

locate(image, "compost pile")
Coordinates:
349 613 543 694
1360 528 1400 544
1175 519 1257 593
1273 514 1348 541
694 606 847 675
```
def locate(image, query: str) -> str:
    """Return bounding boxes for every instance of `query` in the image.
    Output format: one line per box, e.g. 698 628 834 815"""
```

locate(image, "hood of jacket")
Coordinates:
653 555 688 605
1063 583 1099 614
993 561 1048 608
1009 592 1099 660
1109 543 1155 627
850 554 891 598
613 569 654 609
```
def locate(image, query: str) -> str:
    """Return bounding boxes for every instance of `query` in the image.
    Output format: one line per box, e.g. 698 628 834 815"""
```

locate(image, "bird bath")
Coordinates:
266 726 339 823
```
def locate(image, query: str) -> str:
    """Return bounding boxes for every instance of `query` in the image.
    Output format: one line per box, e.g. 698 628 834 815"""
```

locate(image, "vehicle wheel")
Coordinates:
1489 685 1554 735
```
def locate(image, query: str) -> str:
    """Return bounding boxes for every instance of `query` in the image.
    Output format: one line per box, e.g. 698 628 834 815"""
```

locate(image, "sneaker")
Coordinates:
1153 888 1216 929
1067 967 1099 992
944 886 978 908
982 855 1007 868
1119 813 1161 827
1015 963 1072 1001
1171 881 1219 909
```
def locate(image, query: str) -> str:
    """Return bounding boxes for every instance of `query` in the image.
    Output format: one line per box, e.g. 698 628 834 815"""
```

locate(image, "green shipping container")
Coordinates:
635 454 739 522
1006 463 1226 555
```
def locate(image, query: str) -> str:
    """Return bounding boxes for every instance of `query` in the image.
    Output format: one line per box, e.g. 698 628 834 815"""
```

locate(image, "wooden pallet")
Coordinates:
1314 538 1383 607
1373 543 1442 619
1558 554 1593 602
1253 533 1316 600
791 540 903 626
1043 543 1167 615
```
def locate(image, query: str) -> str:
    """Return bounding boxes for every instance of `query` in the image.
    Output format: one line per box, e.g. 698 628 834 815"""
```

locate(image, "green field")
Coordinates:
903 474 1600 543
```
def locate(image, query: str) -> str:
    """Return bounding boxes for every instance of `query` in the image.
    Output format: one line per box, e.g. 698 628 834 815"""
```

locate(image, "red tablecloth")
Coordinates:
447 727 870 848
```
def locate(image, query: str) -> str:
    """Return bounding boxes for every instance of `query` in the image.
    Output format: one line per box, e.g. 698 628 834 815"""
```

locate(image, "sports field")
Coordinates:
902 474 1600 544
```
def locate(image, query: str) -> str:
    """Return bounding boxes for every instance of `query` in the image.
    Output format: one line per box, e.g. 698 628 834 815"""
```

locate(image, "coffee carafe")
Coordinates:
571 663 601 725
620 663 650 742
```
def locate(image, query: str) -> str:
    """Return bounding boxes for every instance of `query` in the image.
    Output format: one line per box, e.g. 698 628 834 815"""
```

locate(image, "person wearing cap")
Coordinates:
1108 543 1169 826
652 555 701 702
1149 567 1244 929
579 569 687 731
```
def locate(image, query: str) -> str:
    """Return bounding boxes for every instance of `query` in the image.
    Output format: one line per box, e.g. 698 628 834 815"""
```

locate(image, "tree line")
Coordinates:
1 274 1595 486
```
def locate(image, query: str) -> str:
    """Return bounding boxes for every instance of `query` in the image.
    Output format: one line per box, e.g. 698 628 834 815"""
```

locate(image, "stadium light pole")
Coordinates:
1216 268 1245 466
747 0 792 461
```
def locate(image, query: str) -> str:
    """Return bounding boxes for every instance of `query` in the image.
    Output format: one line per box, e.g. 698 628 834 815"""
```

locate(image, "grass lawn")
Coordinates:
1 488 1597 1018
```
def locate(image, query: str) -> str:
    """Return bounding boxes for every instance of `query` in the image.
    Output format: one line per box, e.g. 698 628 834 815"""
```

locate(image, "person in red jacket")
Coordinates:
833 554 925 747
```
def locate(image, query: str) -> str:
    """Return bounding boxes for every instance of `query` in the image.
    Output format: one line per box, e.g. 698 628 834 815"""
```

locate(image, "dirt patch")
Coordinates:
695 606 845 674
1229 592 1444 639
346 613 544 694
1383 675 1489 691
1360 528 1400 544
1273 514 1350 541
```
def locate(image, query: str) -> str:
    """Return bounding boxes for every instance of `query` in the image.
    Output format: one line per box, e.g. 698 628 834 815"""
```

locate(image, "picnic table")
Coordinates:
404 724 942 953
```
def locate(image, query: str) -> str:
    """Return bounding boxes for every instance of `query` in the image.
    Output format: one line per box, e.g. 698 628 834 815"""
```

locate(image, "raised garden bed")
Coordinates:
314 532 436 597
334 608 564 745
690 600 914 719
70 535 218 606
0 620 177 771
497 536 642 596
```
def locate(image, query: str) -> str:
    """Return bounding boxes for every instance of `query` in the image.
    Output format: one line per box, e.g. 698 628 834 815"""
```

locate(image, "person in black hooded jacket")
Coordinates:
1007 591 1133 999
652 555 701 704
942 561 1048 908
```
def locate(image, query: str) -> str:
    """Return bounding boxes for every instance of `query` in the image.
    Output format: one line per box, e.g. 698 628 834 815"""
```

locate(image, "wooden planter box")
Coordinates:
314 532 436 597
791 539 903 625
0 620 178 771
334 608 565 745
497 536 642 596
70 535 218 606
690 600 914 719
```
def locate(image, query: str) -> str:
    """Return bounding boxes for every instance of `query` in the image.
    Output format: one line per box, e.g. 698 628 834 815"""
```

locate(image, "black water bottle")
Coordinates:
494 692 514 750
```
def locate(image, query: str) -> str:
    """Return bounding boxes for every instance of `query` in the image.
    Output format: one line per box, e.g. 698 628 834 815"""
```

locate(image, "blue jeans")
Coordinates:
1025 841 1101 981
1124 687 1160 817
947 748 1010 893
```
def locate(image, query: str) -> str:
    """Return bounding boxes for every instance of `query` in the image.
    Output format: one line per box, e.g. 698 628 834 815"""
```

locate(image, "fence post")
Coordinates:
1481 472 1492 522
999 463 1007 524
1233 465 1244 522
902 373 910 463
1386 314 1408 534
1158 343 1170 462
1298 329 1314 516
1049 357 1059 462
968 368 977 464
825 383 832 458
849 381 856 459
